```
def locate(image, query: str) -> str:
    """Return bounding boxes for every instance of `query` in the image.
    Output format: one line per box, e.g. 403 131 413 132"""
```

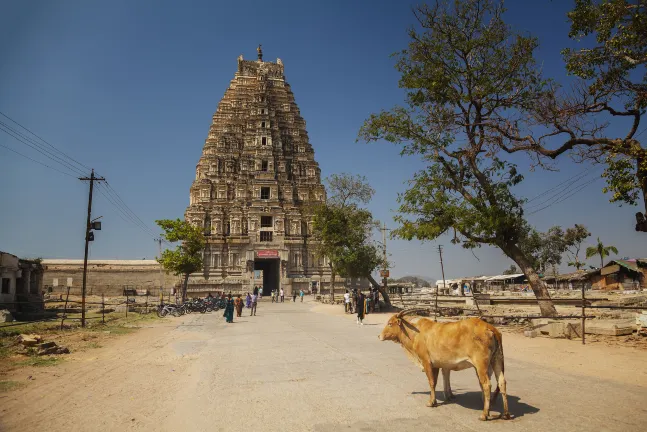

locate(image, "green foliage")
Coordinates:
585 237 619 268
563 0 647 108
518 224 591 273
156 218 205 300
312 174 383 297
358 0 558 315
358 0 542 250
155 219 205 278
326 173 375 208
561 0 647 212
502 265 518 275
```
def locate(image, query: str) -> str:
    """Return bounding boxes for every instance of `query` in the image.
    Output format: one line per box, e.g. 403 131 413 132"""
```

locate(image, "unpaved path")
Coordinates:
2 300 646 431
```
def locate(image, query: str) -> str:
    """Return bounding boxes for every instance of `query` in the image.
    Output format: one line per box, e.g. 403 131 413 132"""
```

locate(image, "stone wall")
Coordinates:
42 260 181 296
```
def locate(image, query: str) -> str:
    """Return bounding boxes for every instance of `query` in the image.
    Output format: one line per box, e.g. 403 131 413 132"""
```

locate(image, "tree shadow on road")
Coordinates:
411 390 539 419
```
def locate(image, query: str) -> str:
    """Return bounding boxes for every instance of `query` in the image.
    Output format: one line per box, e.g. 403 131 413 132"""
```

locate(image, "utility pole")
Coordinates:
79 169 105 327
437 245 446 322
381 222 388 294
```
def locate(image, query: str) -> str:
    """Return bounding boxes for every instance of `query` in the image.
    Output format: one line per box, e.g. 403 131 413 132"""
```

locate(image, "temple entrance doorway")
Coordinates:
254 258 280 296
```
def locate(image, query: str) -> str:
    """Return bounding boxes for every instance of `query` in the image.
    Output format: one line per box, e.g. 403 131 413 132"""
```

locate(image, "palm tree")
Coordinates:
585 238 619 269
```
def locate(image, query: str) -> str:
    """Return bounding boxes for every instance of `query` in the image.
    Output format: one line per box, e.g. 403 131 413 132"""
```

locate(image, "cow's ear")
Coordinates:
396 317 402 326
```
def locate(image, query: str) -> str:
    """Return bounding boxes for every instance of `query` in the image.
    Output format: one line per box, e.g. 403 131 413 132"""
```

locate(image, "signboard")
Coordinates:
601 264 620 276
256 250 279 258
380 270 390 278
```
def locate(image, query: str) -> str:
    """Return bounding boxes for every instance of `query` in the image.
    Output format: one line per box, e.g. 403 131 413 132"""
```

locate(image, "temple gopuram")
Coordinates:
184 46 336 296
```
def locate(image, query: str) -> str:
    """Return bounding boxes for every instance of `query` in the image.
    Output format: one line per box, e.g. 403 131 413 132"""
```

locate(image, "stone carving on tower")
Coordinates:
184 48 329 295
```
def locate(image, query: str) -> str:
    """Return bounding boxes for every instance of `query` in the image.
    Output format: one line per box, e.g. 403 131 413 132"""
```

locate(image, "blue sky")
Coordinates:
1 0 644 280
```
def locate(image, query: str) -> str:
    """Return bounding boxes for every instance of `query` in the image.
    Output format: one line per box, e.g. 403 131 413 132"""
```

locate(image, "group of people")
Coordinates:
344 288 381 325
221 285 306 323
222 287 260 323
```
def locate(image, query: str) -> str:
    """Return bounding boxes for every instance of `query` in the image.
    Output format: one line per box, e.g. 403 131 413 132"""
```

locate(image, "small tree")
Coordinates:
585 237 619 268
156 218 205 302
564 224 591 270
502 265 518 275
312 174 391 307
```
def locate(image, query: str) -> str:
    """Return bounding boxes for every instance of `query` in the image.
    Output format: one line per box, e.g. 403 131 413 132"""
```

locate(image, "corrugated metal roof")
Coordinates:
609 259 639 272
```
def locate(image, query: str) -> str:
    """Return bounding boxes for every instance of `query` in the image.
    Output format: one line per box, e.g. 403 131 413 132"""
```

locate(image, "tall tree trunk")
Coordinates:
329 263 336 302
600 254 604 269
637 153 647 231
503 243 557 317
367 274 391 308
182 273 190 303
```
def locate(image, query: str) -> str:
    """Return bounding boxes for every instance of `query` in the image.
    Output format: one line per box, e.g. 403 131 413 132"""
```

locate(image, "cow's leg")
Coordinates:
474 361 492 421
423 363 439 407
492 358 510 419
442 369 455 401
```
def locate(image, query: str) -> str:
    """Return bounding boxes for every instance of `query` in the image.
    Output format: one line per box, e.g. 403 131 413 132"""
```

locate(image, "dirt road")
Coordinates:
2 300 646 431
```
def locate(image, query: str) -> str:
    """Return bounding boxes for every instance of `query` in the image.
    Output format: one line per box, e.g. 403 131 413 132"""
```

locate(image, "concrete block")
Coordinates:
548 322 583 339
586 321 635 336
524 330 538 338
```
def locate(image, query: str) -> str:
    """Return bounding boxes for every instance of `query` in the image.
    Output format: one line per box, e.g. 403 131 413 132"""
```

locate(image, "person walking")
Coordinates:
250 292 258 316
245 292 252 309
280 288 285 302
344 290 350 313
223 294 234 323
257 286 263 300
234 294 244 317
356 291 366 325
300 289 304 302
292 291 297 302
271 289 276 303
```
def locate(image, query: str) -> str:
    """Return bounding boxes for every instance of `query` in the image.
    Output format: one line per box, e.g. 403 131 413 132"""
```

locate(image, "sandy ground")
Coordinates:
1 299 646 432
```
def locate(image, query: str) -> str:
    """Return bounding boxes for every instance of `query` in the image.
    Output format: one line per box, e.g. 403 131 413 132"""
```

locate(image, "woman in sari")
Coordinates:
234 294 244 317
245 292 252 308
223 294 234 323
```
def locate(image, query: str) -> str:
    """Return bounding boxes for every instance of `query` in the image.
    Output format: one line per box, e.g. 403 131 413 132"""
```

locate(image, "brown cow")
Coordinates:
379 309 510 421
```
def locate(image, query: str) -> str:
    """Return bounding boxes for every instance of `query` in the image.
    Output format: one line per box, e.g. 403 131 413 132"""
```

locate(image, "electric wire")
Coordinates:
0 143 78 178
0 111 163 243
0 122 86 177
0 111 91 172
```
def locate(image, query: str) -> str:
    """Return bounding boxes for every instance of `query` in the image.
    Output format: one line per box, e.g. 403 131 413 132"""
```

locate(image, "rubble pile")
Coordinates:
17 334 70 356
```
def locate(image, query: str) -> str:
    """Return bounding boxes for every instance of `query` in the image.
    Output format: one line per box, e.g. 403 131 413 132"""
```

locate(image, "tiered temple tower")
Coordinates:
184 46 331 296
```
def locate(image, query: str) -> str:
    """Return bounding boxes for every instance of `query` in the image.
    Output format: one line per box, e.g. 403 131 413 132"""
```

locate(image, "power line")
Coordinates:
102 181 159 237
0 111 91 172
524 168 602 210
95 183 160 240
0 111 164 243
0 143 78 178
0 123 86 177
526 176 602 216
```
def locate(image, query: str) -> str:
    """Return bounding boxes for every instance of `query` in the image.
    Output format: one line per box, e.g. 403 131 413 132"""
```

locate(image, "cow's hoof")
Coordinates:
479 414 489 421
426 401 438 408
448 393 456 400
501 413 512 420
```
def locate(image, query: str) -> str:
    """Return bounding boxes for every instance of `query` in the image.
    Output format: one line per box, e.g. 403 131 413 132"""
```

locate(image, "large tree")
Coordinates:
497 0 647 231
359 0 558 315
312 174 392 307
156 218 205 302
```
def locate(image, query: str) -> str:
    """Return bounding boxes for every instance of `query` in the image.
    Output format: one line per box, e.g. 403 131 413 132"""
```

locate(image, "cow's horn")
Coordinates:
396 308 428 318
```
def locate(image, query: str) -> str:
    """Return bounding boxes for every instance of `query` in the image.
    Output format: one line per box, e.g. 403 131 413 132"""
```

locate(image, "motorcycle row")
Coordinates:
156 297 227 317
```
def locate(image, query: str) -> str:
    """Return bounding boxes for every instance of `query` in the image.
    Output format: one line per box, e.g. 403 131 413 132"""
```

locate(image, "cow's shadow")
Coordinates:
411 390 539 419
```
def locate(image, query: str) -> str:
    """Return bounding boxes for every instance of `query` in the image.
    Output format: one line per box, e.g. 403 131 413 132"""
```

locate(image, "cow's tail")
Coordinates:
490 329 505 404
